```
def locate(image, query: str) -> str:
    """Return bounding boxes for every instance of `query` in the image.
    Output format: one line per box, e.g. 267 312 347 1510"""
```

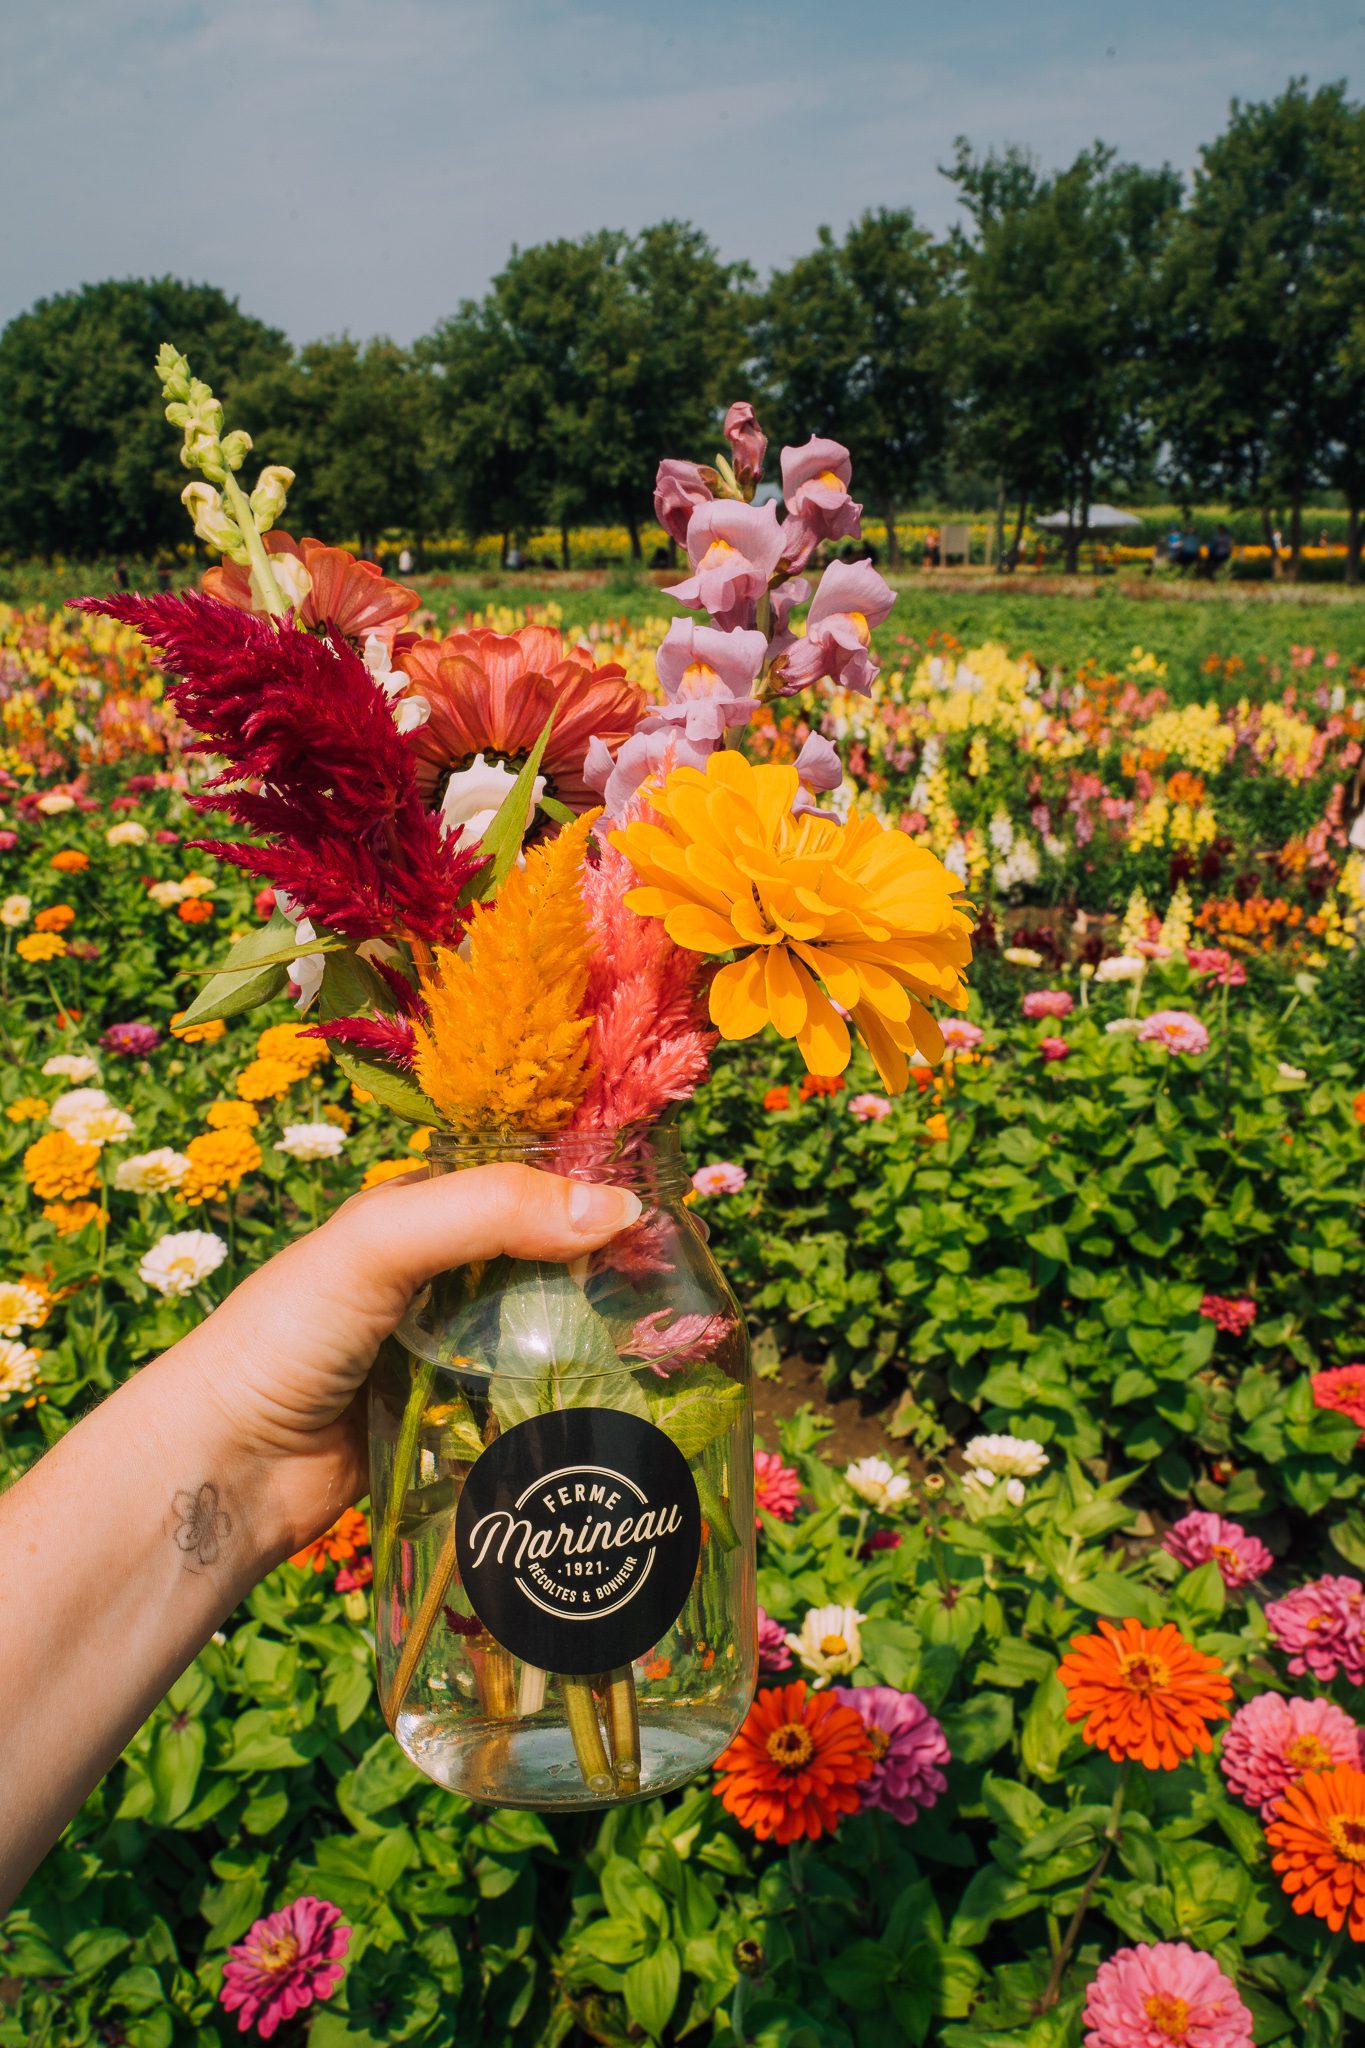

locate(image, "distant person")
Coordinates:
155 557 173 593
1177 529 1201 573
505 544 523 571
1166 525 1182 566
114 560 130 591
1210 524 1233 574
398 547 415 576
923 525 941 568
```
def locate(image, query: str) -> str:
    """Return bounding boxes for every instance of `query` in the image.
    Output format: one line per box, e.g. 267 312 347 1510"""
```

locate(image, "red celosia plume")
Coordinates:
305 1014 419 1068
75 593 482 945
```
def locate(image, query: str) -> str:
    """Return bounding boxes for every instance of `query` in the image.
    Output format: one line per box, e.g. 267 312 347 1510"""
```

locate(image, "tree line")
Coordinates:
2 79 1363 581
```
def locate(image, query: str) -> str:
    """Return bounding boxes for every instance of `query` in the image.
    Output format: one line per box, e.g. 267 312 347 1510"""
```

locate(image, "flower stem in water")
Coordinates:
561 1675 613 1794
382 1508 458 1724
604 1668 641 1787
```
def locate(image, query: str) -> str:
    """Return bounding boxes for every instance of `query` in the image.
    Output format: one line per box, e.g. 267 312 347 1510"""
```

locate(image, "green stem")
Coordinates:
561 1676 613 1794
374 1358 437 1591
604 1667 641 1787
1303 1924 1347 2007
1036 1760 1131 2013
220 470 289 617
694 1466 740 1551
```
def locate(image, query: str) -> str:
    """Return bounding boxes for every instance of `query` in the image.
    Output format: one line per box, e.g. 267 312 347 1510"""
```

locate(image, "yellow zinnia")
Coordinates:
611 753 973 1092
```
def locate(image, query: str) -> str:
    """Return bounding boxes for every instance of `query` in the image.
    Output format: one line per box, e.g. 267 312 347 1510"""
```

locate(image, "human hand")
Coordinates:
170 1164 642 1567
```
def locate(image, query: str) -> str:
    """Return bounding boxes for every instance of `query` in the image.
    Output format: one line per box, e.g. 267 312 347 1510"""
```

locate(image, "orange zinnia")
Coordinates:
1057 1618 1232 1768
289 1506 370 1573
398 623 644 813
1267 1764 1365 1940
713 1681 874 1844
205 533 420 649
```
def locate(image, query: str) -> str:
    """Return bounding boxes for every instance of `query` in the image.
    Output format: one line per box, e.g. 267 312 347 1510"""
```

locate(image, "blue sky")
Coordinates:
2 0 1361 345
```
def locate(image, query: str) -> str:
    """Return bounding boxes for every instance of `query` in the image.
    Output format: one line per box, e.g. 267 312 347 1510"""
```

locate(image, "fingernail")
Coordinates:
568 1182 643 1234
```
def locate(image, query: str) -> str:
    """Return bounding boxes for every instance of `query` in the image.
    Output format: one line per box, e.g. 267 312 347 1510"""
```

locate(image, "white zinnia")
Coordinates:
963 1433 1049 1507
1 894 32 929
114 1148 191 1193
178 873 215 899
48 1087 111 1130
277 1122 346 1162
0 1338 42 1396
35 791 76 815
1276 1062 1306 1082
845 1456 912 1513
106 820 149 846
139 1231 228 1297
1105 1017 1143 1035
1094 954 1146 983
784 1604 866 1685
1002 946 1043 968
41 1052 100 1082
0 1281 47 1338
65 1105 134 1148
147 880 187 908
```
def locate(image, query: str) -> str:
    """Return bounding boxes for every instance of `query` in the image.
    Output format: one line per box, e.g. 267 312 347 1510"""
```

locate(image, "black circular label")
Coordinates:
454 1408 702 1675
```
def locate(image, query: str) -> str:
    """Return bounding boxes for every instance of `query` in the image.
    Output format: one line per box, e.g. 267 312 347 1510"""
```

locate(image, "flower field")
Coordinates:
2 589 1365 2045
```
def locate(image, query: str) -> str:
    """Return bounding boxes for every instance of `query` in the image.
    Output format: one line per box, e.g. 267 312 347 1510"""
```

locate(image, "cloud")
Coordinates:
0 0 1357 344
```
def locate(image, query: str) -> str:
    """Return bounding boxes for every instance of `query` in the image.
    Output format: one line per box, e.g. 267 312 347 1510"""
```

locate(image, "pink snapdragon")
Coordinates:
775 561 896 696
1082 1943 1253 2048
219 1897 350 2039
723 401 767 486
1163 1511 1273 1590
1021 989 1073 1020
654 458 715 547
833 1685 950 1826
766 575 810 662
849 1092 893 1122
791 731 844 817
780 436 862 541
754 1449 801 1522
1220 1692 1364 1817
669 501 785 628
652 620 766 742
691 1161 747 1196
1199 1294 1256 1335
583 725 713 818
1187 945 1247 988
1265 1574 1365 1685
1138 1008 1209 1055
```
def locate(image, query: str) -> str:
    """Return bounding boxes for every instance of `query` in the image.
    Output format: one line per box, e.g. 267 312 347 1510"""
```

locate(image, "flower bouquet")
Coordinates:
82 354 973 1808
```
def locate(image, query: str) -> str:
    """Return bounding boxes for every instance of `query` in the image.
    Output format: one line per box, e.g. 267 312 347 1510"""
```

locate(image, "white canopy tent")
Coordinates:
1035 505 1143 535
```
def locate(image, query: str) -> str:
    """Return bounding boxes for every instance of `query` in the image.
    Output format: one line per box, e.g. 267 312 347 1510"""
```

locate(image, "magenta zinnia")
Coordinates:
80 593 482 947
1265 1575 1365 1685
833 1684 950 1826
1162 1511 1272 1591
219 1895 350 2039
754 1449 801 1523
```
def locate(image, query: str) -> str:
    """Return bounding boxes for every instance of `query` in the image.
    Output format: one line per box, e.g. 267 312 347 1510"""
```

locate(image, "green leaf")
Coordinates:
644 1362 744 1460
1068 1571 1164 1625
173 909 300 1026
622 1942 681 2039
492 1263 647 1429
329 1044 441 1126
464 710 556 903
148 1715 205 1823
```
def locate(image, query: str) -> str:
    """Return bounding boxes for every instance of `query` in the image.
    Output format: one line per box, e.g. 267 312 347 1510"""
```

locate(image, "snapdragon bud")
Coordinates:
249 464 294 530
181 426 226 482
156 343 192 403
220 429 253 472
182 483 247 561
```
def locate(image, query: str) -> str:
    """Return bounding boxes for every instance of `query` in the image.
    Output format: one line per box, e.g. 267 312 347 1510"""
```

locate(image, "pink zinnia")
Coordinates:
757 1606 793 1674
940 1018 984 1052
1139 1009 1209 1055
1081 1942 1253 2048
1312 1363 1365 1441
1200 1294 1256 1336
101 1020 161 1056
849 1092 892 1122
1266 1575 1365 1685
754 1449 801 1524
692 1161 747 1196
1022 989 1074 1020
219 1896 350 2039
1187 946 1247 988
833 1685 950 1826
1220 1692 1363 1818
1039 1036 1071 1062
1163 1511 1272 1591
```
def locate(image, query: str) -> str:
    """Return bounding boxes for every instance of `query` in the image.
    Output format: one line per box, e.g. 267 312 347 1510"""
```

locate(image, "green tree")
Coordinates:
947 142 1180 573
1155 81 1365 579
420 224 751 565
0 278 290 559
758 210 954 566
235 338 431 555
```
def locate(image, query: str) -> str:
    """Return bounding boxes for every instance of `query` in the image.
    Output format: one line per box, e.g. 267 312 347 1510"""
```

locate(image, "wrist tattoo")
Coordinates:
170 1482 233 1573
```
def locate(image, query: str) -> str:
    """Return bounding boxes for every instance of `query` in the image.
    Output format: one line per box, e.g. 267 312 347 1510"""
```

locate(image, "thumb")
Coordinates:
294 1161 643 1322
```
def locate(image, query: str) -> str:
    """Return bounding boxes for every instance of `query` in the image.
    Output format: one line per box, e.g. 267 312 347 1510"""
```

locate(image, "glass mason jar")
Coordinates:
369 1126 755 1810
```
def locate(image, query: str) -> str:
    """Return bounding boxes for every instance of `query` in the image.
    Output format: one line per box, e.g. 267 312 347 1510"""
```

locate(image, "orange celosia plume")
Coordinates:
413 815 597 1133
